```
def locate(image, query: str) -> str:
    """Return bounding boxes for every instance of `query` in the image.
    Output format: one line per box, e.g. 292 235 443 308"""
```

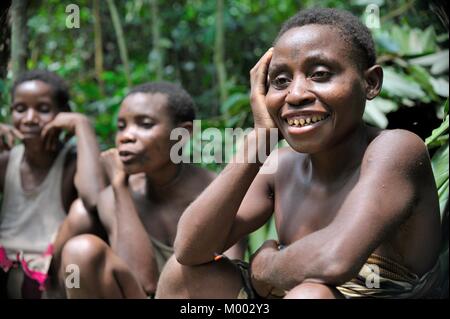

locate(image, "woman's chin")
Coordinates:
122 163 145 175
22 135 44 144
285 139 326 154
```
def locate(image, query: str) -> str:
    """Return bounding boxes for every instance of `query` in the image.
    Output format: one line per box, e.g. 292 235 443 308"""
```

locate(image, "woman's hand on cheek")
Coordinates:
0 124 23 152
41 113 89 151
100 148 128 186
250 48 278 130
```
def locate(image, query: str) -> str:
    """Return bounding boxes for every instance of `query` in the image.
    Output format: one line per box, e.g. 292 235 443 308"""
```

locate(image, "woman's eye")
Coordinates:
311 71 331 80
13 104 26 112
117 121 126 130
140 121 154 128
38 104 51 113
271 76 290 89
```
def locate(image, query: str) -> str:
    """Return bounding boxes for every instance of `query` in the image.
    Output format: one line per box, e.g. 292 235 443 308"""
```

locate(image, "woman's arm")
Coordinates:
174 48 278 266
100 149 159 295
42 113 106 212
251 130 439 291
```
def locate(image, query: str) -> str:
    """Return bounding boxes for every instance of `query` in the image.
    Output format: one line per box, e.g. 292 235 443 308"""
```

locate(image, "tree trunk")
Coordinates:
10 0 28 81
150 0 163 80
214 0 227 115
93 0 105 96
0 1 12 80
106 0 131 87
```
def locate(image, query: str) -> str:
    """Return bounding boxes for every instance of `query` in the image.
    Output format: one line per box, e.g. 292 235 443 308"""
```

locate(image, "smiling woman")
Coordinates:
266 23 382 154
156 7 443 300
12 81 61 138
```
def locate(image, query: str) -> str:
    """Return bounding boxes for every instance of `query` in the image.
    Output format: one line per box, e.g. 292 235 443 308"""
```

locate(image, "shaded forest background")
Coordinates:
0 0 448 265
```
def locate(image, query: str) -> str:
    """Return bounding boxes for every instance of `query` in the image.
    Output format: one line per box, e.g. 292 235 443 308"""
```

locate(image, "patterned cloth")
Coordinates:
0 244 54 298
234 253 441 299
336 254 442 299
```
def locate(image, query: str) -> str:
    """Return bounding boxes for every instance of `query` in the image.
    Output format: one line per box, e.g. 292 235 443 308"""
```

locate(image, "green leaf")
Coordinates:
431 142 449 190
220 92 249 115
389 25 437 56
438 180 449 219
266 216 278 241
429 77 449 98
426 113 449 147
363 97 398 128
247 215 278 256
409 50 449 75
382 67 426 100
407 65 439 101
248 226 268 255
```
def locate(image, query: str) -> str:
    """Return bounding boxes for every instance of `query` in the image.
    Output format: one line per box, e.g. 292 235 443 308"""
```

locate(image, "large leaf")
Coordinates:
432 142 449 191
407 65 439 101
363 97 398 128
248 224 269 255
220 92 250 116
427 101 449 217
409 50 449 75
430 77 450 98
247 216 278 257
380 25 437 56
426 112 449 148
382 67 426 100
438 179 449 218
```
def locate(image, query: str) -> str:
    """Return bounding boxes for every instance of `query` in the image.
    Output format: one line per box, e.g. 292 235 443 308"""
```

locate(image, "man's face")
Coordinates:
12 80 59 141
266 24 367 154
116 92 175 175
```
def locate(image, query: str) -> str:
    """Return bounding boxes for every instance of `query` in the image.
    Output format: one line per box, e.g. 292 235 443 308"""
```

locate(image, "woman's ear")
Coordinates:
364 65 383 100
178 121 193 135
172 121 193 146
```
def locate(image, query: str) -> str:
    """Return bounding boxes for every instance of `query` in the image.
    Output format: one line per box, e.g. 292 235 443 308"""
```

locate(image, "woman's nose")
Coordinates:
24 109 38 124
118 128 137 144
285 78 315 107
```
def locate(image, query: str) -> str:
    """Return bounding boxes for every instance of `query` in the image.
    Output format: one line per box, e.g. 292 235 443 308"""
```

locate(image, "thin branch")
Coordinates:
106 0 131 88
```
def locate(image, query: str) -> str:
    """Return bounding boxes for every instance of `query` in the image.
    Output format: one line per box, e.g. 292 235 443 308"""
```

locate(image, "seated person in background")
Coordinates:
0 70 104 298
61 82 246 298
156 8 442 299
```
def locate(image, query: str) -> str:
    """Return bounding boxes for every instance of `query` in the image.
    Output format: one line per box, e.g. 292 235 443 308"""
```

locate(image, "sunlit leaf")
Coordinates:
430 77 450 98
426 113 449 147
409 50 449 75
382 67 426 100
364 97 398 128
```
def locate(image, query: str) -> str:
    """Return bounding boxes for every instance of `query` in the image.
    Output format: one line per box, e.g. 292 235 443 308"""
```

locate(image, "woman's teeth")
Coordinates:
286 115 328 127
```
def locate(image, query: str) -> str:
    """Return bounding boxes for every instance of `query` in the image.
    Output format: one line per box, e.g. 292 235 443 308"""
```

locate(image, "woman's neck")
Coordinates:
144 163 184 199
22 140 59 169
308 122 369 184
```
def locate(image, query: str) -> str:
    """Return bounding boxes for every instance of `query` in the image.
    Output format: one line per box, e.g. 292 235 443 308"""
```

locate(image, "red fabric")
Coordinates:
0 246 14 272
0 244 51 292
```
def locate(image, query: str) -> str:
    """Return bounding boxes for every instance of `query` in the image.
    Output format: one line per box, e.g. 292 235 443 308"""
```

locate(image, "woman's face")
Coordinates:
266 24 367 154
12 80 59 141
115 92 176 175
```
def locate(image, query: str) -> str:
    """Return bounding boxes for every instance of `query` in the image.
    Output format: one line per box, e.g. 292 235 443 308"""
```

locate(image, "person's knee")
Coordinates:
61 234 107 272
284 282 343 299
66 199 95 233
156 255 185 298
156 256 243 299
